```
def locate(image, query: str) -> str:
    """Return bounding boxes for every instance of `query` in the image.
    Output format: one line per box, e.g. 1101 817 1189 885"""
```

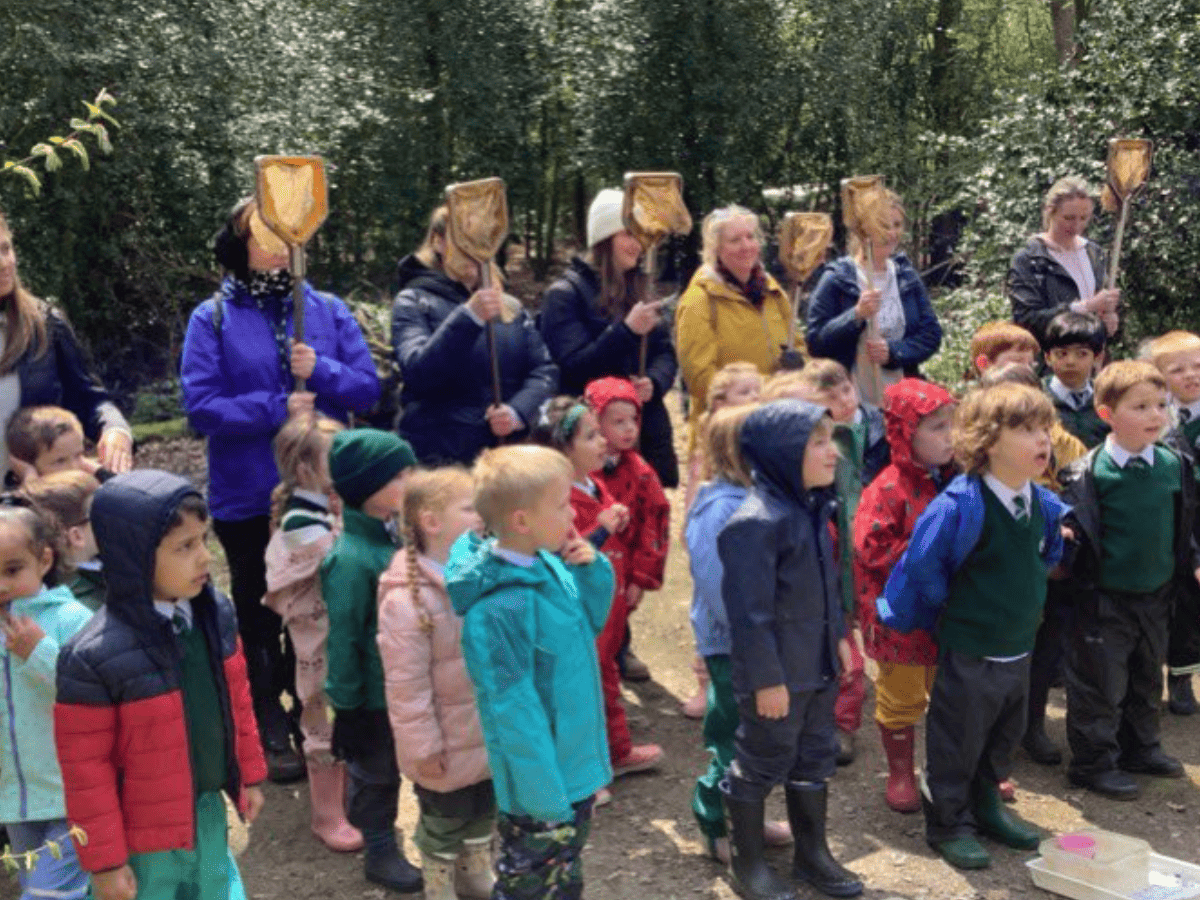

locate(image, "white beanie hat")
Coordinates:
587 188 625 249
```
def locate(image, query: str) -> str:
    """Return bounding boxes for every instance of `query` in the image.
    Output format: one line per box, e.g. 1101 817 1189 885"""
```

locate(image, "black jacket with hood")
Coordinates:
718 399 844 697
391 254 558 465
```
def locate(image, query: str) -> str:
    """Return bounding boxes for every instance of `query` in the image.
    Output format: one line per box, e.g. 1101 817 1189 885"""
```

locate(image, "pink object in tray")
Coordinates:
1057 834 1097 859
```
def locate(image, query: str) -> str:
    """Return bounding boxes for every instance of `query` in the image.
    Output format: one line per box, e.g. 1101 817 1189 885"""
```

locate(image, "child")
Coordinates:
686 404 792 866
20 470 105 610
0 498 93 900
682 362 763 716
55 470 267 900
967 321 1040 378
797 359 889 765
6 406 110 484
878 383 1066 869
1148 330 1200 715
1060 360 1197 800
535 396 663 778
853 378 956 813
719 399 861 900
584 377 669 684
974 364 1084 768
322 428 422 893
1042 311 1109 448
261 413 362 852
683 362 764 515
446 445 615 900
377 467 494 900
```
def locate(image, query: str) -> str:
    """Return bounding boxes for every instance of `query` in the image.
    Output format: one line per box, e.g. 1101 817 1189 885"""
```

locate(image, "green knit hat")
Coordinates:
328 428 417 508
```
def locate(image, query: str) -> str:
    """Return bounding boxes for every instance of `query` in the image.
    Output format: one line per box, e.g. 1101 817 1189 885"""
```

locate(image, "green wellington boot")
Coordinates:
972 778 1040 850
932 836 991 870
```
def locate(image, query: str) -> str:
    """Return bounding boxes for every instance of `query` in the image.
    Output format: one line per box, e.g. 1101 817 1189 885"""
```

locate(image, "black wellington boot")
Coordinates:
784 782 863 898
723 793 798 900
247 642 306 783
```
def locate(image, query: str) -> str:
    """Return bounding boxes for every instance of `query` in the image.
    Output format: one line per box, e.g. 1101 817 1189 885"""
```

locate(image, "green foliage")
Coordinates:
924 0 1200 380
1 89 117 195
2 0 1194 405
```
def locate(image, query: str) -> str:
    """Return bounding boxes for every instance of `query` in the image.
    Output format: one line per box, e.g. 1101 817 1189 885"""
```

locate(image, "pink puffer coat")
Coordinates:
377 548 490 793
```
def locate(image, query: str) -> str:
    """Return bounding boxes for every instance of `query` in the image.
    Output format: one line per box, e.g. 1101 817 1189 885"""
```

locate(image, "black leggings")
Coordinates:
212 515 295 707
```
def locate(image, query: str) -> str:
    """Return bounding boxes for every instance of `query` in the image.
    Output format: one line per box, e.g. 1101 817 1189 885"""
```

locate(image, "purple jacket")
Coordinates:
181 278 379 520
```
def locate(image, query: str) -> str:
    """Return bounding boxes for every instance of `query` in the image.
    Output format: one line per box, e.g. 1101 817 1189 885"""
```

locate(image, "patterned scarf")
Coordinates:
237 269 295 379
717 260 767 307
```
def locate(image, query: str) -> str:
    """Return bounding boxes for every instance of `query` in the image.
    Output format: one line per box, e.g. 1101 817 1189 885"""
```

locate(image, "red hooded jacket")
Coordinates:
852 379 956 664
585 377 670 590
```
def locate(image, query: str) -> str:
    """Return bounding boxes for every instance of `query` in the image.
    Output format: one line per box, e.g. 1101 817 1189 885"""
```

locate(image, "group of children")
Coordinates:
677 309 1199 900
1 306 1198 900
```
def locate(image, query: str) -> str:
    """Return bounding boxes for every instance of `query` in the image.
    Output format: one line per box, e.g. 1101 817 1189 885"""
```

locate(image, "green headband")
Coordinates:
554 403 590 447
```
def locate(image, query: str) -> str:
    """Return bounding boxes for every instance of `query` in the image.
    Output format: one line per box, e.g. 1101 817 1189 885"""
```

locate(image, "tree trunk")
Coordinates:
1048 0 1075 65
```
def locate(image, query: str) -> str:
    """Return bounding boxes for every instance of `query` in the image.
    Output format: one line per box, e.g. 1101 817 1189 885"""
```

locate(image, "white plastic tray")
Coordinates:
1029 852 1200 900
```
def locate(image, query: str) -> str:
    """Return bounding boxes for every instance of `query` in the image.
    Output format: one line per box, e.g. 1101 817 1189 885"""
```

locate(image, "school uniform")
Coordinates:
1060 439 1197 778
879 472 1066 845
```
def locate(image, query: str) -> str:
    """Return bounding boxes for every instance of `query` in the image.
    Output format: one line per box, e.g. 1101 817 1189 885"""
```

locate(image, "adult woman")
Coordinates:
1008 176 1119 348
675 205 793 444
180 198 380 783
391 205 557 465
0 211 132 481
806 189 942 399
539 189 679 487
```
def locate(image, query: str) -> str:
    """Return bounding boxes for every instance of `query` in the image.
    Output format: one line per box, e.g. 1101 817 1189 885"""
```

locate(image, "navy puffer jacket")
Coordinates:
718 400 844 697
391 254 558 464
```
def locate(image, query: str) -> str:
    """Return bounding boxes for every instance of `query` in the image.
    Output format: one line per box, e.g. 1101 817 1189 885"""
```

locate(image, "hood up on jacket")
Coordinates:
882 378 956 481
739 399 833 508
584 375 642 420
91 470 205 632
446 531 546 618
396 253 471 304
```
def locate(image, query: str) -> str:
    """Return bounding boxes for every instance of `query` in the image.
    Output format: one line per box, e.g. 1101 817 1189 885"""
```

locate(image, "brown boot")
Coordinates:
878 724 919 813
308 758 364 852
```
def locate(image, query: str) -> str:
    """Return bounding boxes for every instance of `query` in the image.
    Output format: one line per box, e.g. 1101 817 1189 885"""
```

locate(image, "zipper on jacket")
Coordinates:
3 654 28 819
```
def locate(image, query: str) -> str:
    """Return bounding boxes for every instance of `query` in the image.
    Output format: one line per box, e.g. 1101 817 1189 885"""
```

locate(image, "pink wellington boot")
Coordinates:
308 758 364 851
682 655 709 719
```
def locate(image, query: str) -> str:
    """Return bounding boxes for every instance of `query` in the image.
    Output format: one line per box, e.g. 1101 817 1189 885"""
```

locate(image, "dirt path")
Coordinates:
12 406 1194 900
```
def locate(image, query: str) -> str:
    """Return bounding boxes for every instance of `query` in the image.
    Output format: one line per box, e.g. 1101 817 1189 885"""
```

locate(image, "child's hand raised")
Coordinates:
92 864 138 900
560 530 595 566
625 584 644 610
1 613 45 661
755 684 789 720
598 503 629 533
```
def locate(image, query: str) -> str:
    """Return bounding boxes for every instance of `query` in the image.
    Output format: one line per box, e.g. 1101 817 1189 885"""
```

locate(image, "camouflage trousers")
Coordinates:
493 797 595 900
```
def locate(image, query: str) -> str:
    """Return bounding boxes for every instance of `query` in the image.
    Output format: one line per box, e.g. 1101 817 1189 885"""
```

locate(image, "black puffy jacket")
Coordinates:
718 400 844 697
391 255 558 465
539 258 679 487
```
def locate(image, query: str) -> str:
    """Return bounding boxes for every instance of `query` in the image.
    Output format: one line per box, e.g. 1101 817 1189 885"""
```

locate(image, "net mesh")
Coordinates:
622 174 693 249
256 158 327 244
1107 139 1152 200
841 175 889 241
779 212 833 281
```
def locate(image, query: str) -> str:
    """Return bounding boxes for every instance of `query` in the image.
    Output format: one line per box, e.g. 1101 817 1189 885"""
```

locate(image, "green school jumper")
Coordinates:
124 619 247 900
940 484 1047 658
833 420 867 615
1094 446 1179 595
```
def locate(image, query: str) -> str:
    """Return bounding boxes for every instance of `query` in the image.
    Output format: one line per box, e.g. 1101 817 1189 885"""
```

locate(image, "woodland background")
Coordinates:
3 0 1199 411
